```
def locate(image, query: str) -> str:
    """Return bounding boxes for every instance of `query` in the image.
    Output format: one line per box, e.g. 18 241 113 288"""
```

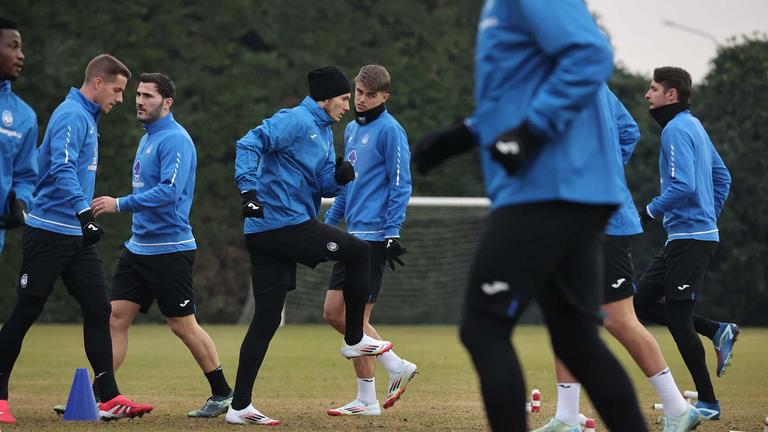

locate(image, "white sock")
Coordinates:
554 383 581 426
356 378 377 405
649 368 687 417
378 350 404 374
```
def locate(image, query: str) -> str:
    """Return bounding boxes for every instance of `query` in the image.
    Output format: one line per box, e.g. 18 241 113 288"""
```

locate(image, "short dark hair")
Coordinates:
138 72 176 99
653 66 692 103
0 16 19 32
84 54 132 83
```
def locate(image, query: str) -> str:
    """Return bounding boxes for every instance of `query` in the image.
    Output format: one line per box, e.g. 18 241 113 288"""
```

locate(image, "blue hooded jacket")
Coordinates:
0 80 38 252
324 108 412 240
116 113 197 254
601 86 643 236
646 110 731 242
235 96 343 234
468 0 621 208
27 88 99 236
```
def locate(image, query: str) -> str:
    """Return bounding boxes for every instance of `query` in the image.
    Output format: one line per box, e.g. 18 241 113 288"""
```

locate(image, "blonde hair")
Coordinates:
354 64 390 92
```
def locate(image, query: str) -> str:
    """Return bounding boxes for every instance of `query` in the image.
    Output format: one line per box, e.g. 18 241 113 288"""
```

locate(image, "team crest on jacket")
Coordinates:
132 160 144 187
361 134 369 146
2 110 12 127
348 149 357 166
327 242 339 252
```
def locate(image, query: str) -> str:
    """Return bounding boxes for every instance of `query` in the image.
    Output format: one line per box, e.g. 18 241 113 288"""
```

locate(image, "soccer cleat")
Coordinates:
98 395 153 421
53 404 66 415
694 400 720 420
327 399 381 416
662 404 701 432
712 322 739 377
0 400 17 424
341 334 393 359
225 404 281 425
531 417 581 432
383 359 418 409
188 391 233 417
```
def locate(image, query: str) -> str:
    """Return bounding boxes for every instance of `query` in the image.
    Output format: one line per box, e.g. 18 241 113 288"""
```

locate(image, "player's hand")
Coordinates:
91 196 118 217
334 157 355 185
77 209 105 247
385 237 407 270
488 123 540 175
0 191 28 229
638 207 654 227
413 122 476 175
241 190 264 218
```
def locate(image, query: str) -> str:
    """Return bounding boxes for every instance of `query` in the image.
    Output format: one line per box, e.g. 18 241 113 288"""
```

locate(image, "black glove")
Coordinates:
384 237 407 270
77 209 104 247
488 123 540 175
638 207 654 227
334 157 355 185
0 191 28 229
413 122 477 175
241 190 264 218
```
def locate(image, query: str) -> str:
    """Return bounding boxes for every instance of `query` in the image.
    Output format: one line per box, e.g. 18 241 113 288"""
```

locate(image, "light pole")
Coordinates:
661 20 720 46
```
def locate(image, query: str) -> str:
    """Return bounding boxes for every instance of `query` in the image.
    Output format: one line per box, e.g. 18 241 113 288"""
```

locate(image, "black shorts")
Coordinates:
110 249 196 317
328 241 386 303
636 239 717 303
602 235 637 304
245 219 370 296
17 226 108 299
464 201 614 323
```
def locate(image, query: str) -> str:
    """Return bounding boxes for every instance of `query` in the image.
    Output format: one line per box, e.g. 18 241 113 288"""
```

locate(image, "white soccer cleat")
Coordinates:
341 335 393 359
225 404 281 426
327 399 381 416
384 360 418 409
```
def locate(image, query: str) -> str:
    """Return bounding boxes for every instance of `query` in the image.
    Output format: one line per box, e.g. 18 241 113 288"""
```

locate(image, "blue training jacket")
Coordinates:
601 86 643 236
27 88 99 236
467 0 621 208
324 108 412 240
235 96 343 234
116 113 197 254
0 80 38 252
646 110 731 242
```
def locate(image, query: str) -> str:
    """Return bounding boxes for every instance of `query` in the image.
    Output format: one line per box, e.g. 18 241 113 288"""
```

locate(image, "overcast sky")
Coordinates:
586 0 768 83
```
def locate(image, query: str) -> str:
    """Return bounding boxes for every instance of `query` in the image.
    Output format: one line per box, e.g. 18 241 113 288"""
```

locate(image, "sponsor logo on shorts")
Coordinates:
677 284 690 291
611 278 626 289
20 273 28 288
481 280 509 296
179 299 190 307
327 242 339 252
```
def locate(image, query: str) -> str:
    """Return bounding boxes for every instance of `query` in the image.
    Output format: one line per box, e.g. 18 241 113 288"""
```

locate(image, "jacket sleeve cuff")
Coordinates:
385 228 400 238
117 196 132 213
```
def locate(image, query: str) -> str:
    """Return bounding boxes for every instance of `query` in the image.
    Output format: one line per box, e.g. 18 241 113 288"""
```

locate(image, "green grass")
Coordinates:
1 324 766 431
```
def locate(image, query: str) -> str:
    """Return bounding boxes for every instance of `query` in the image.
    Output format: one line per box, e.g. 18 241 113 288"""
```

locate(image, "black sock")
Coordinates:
205 366 232 397
693 314 720 340
232 287 285 411
74 289 119 401
666 300 717 403
339 238 370 345
0 294 46 399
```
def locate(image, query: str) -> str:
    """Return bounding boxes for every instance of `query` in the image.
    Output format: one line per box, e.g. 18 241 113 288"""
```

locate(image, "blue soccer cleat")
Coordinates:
662 404 701 431
695 400 720 420
712 322 739 377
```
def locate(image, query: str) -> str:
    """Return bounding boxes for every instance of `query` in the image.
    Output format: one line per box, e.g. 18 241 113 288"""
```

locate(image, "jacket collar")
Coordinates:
66 87 102 122
0 80 10 95
144 112 175 135
649 101 689 128
301 96 334 127
355 103 386 125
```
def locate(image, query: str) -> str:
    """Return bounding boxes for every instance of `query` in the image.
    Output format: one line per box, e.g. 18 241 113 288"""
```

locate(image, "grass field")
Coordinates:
1 324 766 431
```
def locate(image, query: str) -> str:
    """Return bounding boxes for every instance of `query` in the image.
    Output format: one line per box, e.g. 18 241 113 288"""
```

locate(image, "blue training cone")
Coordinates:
63 368 99 421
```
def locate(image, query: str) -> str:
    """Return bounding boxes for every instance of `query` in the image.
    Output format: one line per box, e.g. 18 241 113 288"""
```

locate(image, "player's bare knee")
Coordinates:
167 316 197 340
323 308 345 332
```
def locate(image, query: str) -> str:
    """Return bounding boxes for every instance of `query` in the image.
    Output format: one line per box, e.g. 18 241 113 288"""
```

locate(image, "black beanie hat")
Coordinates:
308 66 351 101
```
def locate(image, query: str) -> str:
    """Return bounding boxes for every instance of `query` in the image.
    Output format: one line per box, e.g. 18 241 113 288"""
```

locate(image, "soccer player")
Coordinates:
87 72 233 417
323 65 416 416
0 54 153 424
0 17 37 253
413 1 648 430
533 85 700 432
635 66 734 421
229 66 392 425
